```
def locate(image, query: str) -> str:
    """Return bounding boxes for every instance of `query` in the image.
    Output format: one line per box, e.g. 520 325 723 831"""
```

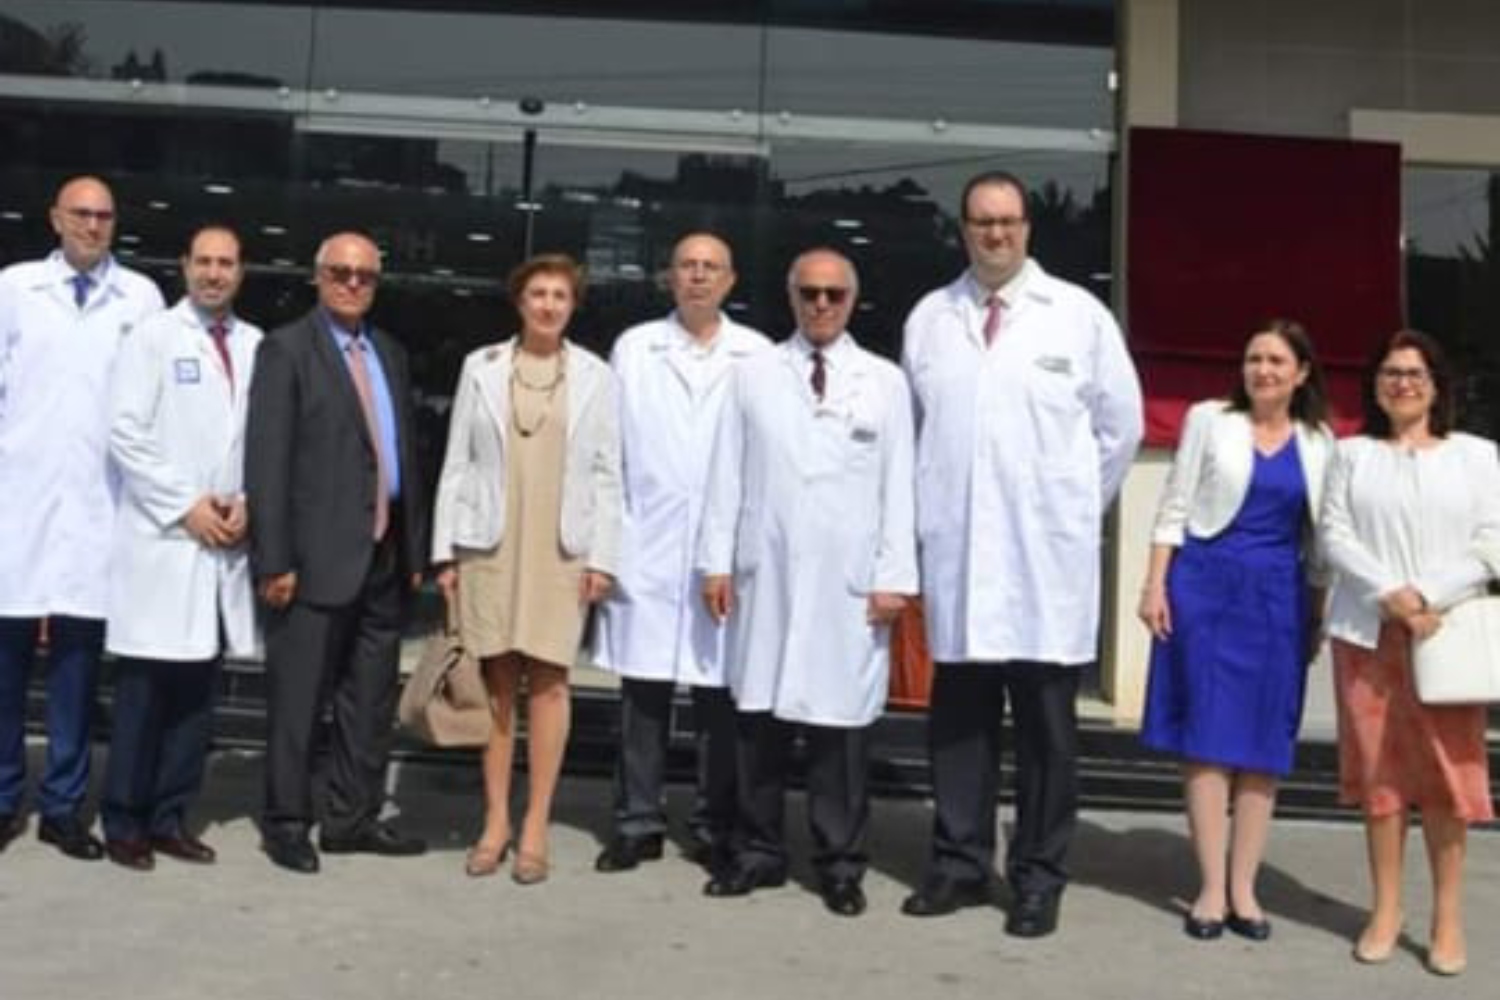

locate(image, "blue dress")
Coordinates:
1140 440 1311 776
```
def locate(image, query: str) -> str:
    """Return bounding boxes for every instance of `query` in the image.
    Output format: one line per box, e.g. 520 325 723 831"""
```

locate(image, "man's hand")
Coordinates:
435 565 458 605
703 575 733 623
1407 610 1443 641
183 496 235 547
219 496 248 545
1379 585 1427 624
866 591 907 626
580 570 613 604
259 572 297 610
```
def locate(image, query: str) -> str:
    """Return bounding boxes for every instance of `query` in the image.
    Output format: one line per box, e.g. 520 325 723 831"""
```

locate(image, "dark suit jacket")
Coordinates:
245 309 429 607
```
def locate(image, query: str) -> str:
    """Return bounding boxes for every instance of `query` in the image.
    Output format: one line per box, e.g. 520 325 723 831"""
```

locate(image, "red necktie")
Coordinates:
208 320 234 391
344 338 391 542
810 349 827 401
983 294 1004 346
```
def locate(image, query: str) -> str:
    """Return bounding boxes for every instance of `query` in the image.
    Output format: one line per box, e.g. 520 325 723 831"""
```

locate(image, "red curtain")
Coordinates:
1127 127 1404 445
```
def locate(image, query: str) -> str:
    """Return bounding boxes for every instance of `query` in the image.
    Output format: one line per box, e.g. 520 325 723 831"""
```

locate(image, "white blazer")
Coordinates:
106 299 262 660
431 339 623 574
697 334 918 727
1321 433 1500 649
0 251 164 618
592 313 771 685
1151 398 1334 547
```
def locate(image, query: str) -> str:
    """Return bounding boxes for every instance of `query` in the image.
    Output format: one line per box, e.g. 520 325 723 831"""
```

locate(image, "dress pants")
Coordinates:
262 537 401 840
101 657 218 840
612 678 737 848
926 660 1080 895
0 616 104 819
735 711 870 883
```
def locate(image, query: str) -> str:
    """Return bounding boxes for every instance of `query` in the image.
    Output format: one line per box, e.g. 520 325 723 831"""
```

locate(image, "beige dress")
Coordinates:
459 349 586 669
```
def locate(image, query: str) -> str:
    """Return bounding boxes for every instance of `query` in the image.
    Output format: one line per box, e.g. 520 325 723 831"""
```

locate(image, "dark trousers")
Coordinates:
612 678 737 847
0 616 104 818
926 661 1080 895
262 538 401 839
100 657 218 840
735 712 870 883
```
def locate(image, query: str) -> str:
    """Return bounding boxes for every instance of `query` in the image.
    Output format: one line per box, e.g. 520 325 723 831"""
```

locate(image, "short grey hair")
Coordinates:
785 247 859 296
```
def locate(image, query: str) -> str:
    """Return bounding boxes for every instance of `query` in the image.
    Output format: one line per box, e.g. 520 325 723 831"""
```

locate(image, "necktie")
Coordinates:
344 338 391 541
71 272 93 309
983 294 1004 346
810 349 827 402
208 320 234 391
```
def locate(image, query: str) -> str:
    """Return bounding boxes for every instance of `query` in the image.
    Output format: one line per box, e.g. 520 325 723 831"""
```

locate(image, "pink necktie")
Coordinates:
344 338 390 541
983 294 1004 346
810 349 827 401
208 320 234 391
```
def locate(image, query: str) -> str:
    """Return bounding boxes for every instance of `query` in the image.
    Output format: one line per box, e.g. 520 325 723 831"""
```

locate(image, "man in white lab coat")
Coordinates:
99 225 261 871
593 233 771 874
900 171 1143 936
698 248 918 917
0 176 164 859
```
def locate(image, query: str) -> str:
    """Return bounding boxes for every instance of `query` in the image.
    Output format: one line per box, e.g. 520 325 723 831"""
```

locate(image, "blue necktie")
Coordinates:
70 272 93 309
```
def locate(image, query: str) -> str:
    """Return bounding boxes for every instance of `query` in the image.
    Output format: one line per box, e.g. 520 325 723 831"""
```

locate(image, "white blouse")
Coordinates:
1320 432 1500 649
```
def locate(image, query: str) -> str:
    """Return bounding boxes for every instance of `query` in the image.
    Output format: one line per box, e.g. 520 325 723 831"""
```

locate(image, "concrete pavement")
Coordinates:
0 748 1495 1000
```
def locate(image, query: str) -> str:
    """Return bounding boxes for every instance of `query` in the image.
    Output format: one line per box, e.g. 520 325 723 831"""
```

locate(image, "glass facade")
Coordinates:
1404 168 1500 439
0 0 1117 495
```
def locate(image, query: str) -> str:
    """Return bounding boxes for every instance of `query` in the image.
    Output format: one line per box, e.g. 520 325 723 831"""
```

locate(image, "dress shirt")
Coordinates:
322 309 401 499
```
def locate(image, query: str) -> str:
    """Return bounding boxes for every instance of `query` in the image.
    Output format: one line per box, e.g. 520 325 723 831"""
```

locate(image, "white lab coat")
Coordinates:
902 261 1143 665
105 299 262 661
698 334 918 727
0 252 164 618
593 312 771 685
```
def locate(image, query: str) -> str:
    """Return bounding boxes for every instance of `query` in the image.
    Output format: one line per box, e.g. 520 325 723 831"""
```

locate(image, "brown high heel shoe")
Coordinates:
464 839 511 878
511 849 550 885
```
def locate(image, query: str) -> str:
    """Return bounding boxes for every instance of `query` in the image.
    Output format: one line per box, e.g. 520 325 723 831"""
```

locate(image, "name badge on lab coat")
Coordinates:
174 358 201 384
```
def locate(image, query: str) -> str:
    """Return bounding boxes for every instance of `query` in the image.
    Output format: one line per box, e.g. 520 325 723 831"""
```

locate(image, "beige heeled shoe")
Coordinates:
1352 915 1403 965
511 849 550 885
464 839 511 878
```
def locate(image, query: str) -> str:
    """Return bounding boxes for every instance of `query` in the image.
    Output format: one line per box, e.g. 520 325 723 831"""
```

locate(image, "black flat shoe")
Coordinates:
820 877 867 917
899 874 990 917
594 833 665 873
1005 890 1062 938
38 815 104 861
1183 913 1225 940
703 863 787 898
1226 911 1271 941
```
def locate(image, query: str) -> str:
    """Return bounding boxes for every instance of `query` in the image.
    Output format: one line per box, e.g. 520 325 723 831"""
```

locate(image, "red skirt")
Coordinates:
1331 624 1493 821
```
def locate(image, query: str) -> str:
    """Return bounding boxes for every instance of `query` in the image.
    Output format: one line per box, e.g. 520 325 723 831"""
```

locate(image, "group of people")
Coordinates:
0 171 1491 969
1138 322 1497 976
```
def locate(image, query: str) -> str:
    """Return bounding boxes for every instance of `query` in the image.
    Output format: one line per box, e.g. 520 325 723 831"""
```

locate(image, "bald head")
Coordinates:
668 232 736 338
313 232 382 328
787 248 858 347
50 175 117 272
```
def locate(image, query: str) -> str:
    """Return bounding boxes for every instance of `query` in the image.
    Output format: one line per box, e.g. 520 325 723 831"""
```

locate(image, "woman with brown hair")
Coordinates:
432 253 622 883
1321 328 1500 976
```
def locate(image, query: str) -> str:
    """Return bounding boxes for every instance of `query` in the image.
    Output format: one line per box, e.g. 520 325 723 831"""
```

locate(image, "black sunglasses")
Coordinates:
796 285 850 305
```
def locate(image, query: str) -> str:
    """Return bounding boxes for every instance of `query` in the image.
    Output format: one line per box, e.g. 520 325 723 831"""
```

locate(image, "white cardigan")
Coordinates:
430 339 623 574
1151 399 1333 547
1320 432 1500 649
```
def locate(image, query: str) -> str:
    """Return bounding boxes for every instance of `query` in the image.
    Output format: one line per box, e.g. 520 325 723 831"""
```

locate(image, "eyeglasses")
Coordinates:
319 264 381 288
796 285 850 305
1377 366 1431 385
963 216 1028 232
60 207 116 224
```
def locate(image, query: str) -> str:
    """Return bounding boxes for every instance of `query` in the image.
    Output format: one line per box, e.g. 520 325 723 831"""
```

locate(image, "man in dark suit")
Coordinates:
245 232 429 873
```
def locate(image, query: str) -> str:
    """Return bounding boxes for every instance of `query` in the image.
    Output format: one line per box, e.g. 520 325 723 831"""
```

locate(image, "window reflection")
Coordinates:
1404 168 1500 439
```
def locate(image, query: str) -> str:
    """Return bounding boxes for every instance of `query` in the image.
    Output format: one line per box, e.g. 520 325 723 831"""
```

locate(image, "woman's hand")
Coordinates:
1378 585 1426 623
580 570 613 604
435 565 458 606
1137 581 1172 640
1406 609 1442 640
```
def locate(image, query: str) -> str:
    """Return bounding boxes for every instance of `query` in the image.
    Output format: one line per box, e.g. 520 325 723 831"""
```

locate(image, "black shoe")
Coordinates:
703 863 787 898
1183 913 1225 940
594 833 665 873
37 814 104 861
105 837 156 871
900 874 990 917
318 822 426 857
820 877 867 917
263 832 320 874
1226 911 1272 941
0 812 20 852
1005 890 1061 938
151 833 217 864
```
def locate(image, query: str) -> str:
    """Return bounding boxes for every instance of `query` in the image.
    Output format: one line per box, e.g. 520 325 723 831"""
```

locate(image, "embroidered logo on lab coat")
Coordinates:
174 358 201 384
1035 355 1072 376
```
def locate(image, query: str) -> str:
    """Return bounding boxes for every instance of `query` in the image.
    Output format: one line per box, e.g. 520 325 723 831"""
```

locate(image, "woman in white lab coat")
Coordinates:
432 254 622 883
